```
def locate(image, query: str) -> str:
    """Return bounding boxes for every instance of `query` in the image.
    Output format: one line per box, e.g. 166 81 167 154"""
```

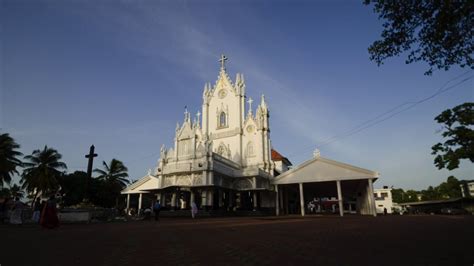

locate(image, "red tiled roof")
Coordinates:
271 149 292 165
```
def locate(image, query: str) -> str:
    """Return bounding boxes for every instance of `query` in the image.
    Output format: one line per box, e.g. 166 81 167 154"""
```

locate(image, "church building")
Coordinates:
122 55 379 217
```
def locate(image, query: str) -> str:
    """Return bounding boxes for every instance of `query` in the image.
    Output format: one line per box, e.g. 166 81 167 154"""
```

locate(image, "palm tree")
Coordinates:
21 146 67 200
0 133 23 187
94 159 129 188
94 159 129 208
9 183 25 199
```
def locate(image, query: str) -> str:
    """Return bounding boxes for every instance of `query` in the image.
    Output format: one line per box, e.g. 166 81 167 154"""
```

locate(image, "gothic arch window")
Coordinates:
219 112 227 128
246 142 255 157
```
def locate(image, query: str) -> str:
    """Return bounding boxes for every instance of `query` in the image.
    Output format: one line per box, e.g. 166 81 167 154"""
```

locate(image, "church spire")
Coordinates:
260 94 267 108
184 106 191 123
196 111 201 128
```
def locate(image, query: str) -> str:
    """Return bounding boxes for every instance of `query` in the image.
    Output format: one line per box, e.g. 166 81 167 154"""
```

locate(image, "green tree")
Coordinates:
21 146 67 201
364 1 473 75
0 187 11 198
8 183 25 199
391 188 405 203
437 176 461 199
94 159 129 208
431 102 474 170
94 159 129 188
421 186 440 201
0 133 23 187
59 171 88 206
405 190 420 202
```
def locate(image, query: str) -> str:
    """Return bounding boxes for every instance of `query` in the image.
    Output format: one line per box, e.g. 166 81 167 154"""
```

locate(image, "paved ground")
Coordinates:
1 215 473 266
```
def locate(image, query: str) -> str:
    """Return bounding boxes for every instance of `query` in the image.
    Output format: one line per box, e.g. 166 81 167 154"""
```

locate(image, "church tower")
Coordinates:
201 55 273 173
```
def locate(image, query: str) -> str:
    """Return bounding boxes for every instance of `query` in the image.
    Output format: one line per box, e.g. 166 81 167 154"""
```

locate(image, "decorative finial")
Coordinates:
313 148 321 158
160 144 165 157
219 54 228 69
184 105 189 121
196 111 201 124
147 169 152 175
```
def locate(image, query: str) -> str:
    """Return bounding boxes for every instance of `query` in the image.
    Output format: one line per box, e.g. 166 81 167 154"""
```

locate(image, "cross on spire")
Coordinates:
219 54 228 69
184 105 189 120
247 97 253 114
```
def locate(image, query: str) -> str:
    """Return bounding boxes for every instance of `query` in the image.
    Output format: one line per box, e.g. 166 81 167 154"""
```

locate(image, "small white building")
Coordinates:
460 181 474 198
374 187 393 214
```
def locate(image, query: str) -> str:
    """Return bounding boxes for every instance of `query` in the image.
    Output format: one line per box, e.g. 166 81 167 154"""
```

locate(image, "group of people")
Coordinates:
0 195 59 229
145 200 198 221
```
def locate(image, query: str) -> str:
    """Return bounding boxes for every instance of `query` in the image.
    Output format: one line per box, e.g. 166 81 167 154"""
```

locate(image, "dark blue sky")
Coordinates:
2 0 472 189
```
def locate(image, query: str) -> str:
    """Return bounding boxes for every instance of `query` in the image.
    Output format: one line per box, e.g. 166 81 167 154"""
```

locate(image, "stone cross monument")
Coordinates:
84 145 98 201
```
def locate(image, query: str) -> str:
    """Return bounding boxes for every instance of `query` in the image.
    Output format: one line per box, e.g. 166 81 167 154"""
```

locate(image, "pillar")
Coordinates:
126 194 130 212
201 191 207 210
190 190 195 205
337 180 344 217
299 183 305 216
253 191 258 211
208 189 214 209
138 193 143 214
218 189 223 208
278 185 284 215
368 179 377 217
229 191 234 210
171 192 177 210
275 185 280 216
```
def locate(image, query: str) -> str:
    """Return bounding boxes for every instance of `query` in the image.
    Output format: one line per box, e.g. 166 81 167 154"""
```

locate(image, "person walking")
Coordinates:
40 195 59 229
32 198 41 223
0 198 8 224
10 197 23 225
191 201 198 219
153 200 161 221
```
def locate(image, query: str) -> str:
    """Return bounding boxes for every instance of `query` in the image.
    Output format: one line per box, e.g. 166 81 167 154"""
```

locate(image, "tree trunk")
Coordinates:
31 191 39 207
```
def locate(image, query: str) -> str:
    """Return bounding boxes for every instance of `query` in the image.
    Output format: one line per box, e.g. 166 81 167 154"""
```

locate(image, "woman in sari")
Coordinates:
191 201 198 219
31 198 41 223
40 195 59 229
9 197 23 225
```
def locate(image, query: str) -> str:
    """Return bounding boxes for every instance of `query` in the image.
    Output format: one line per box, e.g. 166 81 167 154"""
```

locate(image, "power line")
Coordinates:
285 71 473 158
318 75 473 148
318 70 473 147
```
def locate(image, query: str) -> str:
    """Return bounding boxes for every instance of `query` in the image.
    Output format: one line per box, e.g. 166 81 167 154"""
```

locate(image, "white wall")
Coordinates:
374 188 393 214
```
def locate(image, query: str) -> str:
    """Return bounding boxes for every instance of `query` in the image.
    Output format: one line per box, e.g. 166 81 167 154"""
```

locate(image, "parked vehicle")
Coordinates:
440 208 468 215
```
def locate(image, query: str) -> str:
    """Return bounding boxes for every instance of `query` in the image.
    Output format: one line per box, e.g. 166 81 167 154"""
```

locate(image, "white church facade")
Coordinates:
122 55 379 217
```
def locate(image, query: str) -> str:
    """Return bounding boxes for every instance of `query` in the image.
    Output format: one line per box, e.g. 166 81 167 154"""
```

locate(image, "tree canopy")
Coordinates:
431 102 474 170
21 146 67 198
94 159 129 188
93 159 129 208
0 133 23 186
365 0 473 75
392 176 462 203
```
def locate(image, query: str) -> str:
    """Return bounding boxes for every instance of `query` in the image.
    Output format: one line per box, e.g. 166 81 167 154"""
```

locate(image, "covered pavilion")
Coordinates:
272 152 379 217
